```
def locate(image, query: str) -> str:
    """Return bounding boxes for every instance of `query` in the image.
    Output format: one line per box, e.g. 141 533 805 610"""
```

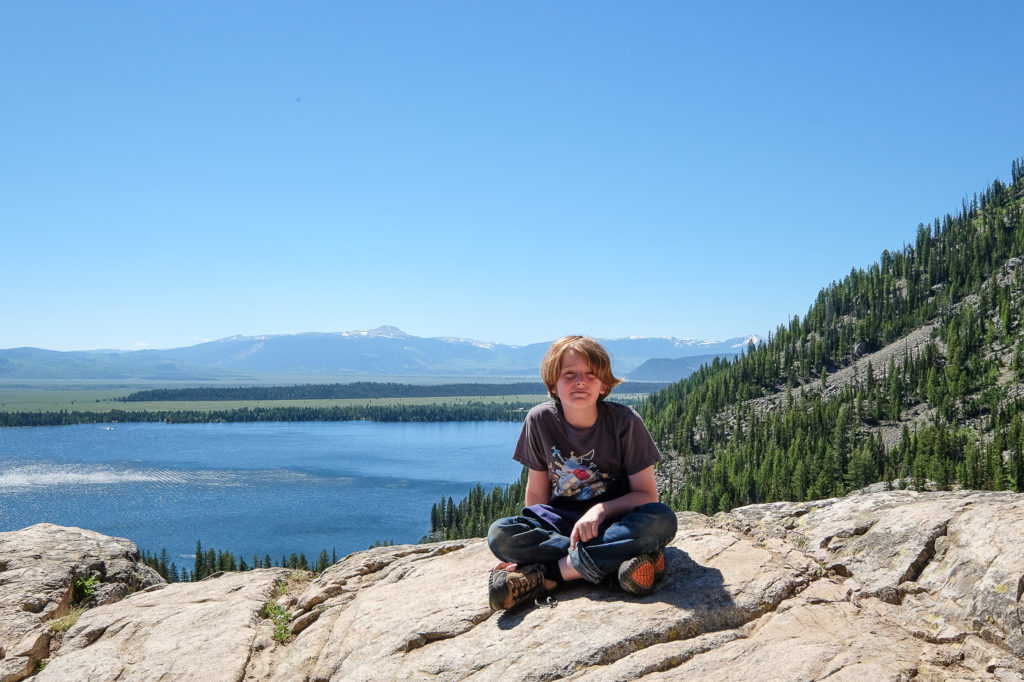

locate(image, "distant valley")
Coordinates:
0 326 760 384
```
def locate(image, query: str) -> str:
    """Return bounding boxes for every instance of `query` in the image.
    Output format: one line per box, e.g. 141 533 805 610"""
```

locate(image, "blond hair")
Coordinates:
540 335 623 400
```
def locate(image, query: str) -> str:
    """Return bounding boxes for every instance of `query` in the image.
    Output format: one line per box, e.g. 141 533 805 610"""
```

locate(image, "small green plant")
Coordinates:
73 576 100 603
264 602 292 644
49 607 85 633
272 581 289 599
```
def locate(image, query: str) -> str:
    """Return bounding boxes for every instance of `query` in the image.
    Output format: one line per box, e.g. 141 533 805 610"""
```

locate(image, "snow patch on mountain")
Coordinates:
340 325 409 339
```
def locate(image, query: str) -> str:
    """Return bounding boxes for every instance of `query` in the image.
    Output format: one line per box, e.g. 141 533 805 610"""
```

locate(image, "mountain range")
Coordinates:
0 326 761 382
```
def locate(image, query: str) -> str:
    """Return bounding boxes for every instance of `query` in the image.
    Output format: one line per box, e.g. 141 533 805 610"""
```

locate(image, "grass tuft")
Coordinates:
49 607 85 633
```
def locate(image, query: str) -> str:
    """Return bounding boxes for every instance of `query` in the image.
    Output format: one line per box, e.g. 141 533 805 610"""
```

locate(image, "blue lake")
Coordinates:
0 421 523 568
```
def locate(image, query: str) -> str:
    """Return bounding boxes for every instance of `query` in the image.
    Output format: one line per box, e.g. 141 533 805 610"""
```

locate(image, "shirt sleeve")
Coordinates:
621 406 661 475
512 406 550 472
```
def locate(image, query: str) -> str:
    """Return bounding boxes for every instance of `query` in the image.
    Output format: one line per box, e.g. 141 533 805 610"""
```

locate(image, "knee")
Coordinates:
487 516 519 553
635 502 679 544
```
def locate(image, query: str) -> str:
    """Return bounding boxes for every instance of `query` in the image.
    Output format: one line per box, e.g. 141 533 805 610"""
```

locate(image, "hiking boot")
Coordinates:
652 549 665 578
618 550 665 595
488 563 550 611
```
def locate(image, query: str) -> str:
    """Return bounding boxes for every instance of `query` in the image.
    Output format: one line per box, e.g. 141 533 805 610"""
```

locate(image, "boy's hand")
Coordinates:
569 505 606 549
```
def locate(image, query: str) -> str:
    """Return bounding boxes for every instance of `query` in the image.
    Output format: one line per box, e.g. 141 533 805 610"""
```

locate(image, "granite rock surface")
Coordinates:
4 490 1024 681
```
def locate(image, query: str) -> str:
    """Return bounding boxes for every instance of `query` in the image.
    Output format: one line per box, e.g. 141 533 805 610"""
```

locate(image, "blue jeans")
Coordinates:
487 502 678 584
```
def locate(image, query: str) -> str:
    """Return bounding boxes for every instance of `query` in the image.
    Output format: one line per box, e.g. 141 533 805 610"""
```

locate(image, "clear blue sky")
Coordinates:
4 2 1023 351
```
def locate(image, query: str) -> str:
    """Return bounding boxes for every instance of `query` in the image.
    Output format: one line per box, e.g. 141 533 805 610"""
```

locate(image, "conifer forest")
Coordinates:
430 157 1024 539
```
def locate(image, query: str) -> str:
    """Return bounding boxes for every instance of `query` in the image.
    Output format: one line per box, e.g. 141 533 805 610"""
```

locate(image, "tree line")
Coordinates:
141 541 342 582
427 468 530 541
117 381 552 402
0 401 535 427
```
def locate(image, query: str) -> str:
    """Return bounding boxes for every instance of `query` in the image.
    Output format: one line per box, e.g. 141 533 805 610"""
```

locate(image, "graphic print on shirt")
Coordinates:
549 446 609 501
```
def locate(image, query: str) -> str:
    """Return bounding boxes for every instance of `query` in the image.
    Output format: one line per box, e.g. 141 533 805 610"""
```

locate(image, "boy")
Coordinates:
487 335 678 611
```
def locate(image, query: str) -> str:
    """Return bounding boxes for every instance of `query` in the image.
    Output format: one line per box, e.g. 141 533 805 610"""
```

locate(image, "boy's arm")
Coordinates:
524 468 552 506
569 466 659 548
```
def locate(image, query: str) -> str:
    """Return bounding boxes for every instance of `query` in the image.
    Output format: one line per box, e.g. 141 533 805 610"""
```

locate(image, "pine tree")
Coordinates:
194 541 205 581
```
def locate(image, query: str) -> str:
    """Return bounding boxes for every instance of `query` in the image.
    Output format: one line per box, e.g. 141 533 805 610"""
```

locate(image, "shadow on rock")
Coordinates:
496 547 732 630
651 547 731 608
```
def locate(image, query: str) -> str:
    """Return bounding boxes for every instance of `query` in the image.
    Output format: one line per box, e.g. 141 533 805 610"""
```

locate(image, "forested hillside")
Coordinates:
422 159 1024 540
639 158 1024 514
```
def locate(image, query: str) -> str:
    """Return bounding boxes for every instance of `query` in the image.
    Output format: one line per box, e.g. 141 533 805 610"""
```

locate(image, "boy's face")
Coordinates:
555 350 608 410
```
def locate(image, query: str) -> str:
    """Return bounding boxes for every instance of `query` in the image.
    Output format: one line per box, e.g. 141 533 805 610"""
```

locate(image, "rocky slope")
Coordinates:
4 490 1024 681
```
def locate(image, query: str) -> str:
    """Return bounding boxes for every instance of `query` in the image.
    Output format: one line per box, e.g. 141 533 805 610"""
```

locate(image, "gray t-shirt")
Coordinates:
513 400 661 513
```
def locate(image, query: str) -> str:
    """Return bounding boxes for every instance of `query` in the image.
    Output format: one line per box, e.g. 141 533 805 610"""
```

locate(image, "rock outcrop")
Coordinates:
0 524 163 682
4 490 1024 681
